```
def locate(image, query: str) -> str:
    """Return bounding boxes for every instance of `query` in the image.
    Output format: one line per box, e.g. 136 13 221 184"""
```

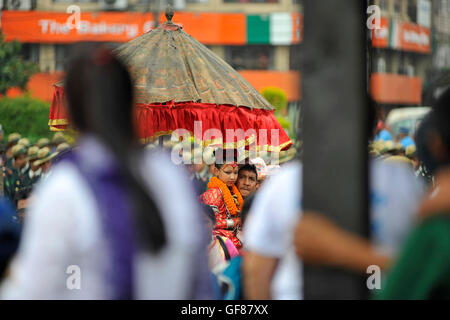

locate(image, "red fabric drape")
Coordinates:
49 86 292 151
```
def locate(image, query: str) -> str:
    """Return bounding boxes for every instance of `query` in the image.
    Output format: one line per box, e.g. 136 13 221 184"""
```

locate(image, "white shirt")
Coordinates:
1 137 208 299
28 168 42 180
244 162 303 300
244 159 424 300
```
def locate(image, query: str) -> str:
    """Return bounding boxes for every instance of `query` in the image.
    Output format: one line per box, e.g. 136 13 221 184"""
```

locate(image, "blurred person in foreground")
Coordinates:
294 89 450 299
0 197 21 280
0 45 211 299
243 102 423 300
376 88 450 299
3 145 29 207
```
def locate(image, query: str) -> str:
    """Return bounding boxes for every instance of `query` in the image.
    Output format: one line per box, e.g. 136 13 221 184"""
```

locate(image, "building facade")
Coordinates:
0 0 303 103
370 0 449 112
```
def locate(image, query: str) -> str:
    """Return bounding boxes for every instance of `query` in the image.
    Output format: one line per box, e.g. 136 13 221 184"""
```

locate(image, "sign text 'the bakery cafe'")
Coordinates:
372 17 431 54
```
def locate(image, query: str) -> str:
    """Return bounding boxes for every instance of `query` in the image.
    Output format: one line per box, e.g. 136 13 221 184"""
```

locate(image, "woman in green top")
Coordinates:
377 88 450 299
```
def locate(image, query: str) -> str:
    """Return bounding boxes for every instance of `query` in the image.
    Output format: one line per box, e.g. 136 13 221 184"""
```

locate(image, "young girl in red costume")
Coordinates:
200 149 244 250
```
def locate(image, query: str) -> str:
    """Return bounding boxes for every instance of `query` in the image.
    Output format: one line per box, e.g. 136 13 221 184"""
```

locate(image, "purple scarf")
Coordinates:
64 145 135 300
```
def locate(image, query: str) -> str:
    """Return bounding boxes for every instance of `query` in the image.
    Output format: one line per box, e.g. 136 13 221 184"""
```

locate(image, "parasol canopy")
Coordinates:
49 8 292 152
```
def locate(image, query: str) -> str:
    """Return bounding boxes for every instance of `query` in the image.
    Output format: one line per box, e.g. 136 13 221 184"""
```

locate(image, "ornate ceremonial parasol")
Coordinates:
49 7 292 152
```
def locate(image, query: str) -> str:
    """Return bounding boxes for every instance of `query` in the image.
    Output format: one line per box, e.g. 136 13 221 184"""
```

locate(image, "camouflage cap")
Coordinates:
7 133 21 144
33 147 51 167
37 138 50 148
17 138 30 147
56 142 71 153
52 132 66 144
27 146 40 160
11 144 27 157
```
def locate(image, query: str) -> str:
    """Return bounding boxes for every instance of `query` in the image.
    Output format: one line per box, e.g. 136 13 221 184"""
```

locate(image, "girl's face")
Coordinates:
214 164 239 187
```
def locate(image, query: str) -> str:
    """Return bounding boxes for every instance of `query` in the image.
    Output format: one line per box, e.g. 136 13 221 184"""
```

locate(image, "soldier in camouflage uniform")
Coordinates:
23 146 41 187
3 133 21 169
3 145 29 207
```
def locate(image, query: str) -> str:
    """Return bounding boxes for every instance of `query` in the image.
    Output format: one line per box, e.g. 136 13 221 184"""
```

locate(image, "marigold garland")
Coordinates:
207 176 244 216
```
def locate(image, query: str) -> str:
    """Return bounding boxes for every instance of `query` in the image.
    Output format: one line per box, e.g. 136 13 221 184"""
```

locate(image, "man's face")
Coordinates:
42 161 51 173
236 169 257 198
15 155 26 168
31 162 40 171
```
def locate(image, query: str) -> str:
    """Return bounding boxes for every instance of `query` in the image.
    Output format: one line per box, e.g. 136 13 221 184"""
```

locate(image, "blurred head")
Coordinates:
236 164 257 198
64 44 166 253
398 127 409 140
416 88 450 175
65 44 135 143
428 88 450 168
14 154 26 169
12 145 27 168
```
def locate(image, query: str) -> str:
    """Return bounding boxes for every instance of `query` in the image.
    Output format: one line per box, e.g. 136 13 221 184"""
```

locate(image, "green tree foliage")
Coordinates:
261 86 288 115
0 96 52 142
0 32 38 95
261 86 294 138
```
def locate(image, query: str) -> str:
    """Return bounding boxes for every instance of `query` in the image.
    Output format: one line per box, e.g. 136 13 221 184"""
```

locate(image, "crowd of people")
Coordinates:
0 131 70 214
0 44 449 299
0 131 71 218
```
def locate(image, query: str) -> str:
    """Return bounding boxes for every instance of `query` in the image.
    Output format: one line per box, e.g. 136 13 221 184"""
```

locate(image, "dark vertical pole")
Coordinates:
302 0 369 299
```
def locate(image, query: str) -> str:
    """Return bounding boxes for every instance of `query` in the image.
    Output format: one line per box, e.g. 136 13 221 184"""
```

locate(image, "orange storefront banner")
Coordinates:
371 17 390 48
1 11 246 45
292 12 303 44
370 73 422 105
398 21 431 54
371 17 431 54
239 70 301 102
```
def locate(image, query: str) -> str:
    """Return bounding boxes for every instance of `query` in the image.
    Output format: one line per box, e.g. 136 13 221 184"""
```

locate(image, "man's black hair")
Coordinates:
238 163 258 180
431 87 450 154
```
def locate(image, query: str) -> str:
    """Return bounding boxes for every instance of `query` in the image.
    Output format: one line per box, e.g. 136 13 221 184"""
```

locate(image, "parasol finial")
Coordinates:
165 5 174 23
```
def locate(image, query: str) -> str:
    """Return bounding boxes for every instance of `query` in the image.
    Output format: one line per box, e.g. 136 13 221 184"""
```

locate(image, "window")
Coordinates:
443 0 450 15
52 0 99 2
377 57 386 73
407 0 417 23
406 64 415 77
225 46 274 70
394 0 402 15
55 45 69 71
378 0 388 11
290 45 301 71
21 44 40 65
